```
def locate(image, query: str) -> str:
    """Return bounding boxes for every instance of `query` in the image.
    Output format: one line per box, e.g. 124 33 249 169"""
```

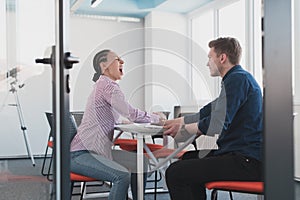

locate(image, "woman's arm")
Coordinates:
104 81 160 123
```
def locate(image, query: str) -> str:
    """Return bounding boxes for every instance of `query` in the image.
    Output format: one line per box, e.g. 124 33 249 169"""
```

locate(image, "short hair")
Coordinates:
208 37 242 65
92 49 111 82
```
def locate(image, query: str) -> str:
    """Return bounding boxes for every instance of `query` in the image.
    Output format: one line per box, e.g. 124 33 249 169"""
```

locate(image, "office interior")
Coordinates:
0 0 299 199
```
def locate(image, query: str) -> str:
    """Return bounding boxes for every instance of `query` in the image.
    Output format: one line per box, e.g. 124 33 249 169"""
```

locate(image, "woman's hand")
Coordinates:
152 112 167 125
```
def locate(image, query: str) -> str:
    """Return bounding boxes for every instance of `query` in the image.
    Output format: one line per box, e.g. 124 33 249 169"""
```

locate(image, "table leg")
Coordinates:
137 134 144 200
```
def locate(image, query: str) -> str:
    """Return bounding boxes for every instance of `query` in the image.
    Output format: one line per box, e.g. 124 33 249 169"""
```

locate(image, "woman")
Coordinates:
70 49 163 200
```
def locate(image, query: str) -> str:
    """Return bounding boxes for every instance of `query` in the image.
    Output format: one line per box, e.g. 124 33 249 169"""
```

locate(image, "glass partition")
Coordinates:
0 0 54 199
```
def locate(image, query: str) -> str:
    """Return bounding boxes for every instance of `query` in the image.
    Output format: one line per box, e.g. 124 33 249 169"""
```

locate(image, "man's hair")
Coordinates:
208 37 242 65
92 49 110 82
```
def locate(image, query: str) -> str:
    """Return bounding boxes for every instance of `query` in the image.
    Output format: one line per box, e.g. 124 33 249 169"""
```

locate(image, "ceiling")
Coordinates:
70 0 212 18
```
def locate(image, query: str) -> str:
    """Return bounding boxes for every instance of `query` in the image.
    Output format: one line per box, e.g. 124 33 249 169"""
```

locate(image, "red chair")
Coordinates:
114 138 137 146
42 112 84 181
205 181 264 200
70 172 107 200
118 140 163 153
41 112 54 181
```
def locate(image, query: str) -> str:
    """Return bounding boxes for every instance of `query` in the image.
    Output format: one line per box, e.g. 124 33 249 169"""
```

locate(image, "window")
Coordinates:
219 0 246 67
188 0 262 103
190 10 215 102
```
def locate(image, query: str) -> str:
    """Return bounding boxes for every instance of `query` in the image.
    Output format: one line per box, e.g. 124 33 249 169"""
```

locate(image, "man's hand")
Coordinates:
164 120 202 142
163 117 184 137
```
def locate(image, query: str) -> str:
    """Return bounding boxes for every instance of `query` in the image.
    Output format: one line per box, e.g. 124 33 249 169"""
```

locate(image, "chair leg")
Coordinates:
46 152 53 181
41 144 49 176
154 170 157 200
70 181 75 196
41 135 51 176
191 140 197 150
80 182 87 200
229 191 233 200
211 189 218 200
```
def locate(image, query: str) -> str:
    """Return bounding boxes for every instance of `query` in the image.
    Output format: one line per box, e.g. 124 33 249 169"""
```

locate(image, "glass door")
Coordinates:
0 0 77 199
0 0 54 199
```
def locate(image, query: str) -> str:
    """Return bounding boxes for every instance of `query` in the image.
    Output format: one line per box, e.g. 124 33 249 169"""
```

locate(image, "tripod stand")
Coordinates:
9 78 35 166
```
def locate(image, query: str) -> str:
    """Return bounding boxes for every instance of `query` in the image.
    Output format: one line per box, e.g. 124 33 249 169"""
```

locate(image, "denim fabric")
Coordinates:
71 150 130 200
112 149 149 200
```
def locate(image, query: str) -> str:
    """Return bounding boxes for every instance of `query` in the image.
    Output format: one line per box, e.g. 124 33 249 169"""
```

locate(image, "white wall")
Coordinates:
144 11 197 118
0 4 144 157
70 15 145 111
0 2 7 64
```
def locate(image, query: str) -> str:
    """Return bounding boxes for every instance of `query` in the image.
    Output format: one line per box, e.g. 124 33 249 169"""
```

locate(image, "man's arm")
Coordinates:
184 123 202 135
184 113 200 124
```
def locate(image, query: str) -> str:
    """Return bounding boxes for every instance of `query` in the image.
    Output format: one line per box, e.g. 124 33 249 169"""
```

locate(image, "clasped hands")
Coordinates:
152 112 201 140
157 117 201 140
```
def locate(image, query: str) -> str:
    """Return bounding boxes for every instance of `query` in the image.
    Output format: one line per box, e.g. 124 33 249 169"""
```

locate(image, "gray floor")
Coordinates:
0 158 300 200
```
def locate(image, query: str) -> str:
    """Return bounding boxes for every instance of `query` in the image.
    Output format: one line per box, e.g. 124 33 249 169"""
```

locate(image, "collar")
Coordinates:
222 65 241 81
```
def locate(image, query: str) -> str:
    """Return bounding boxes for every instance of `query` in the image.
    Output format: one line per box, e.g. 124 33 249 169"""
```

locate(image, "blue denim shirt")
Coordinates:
185 65 263 161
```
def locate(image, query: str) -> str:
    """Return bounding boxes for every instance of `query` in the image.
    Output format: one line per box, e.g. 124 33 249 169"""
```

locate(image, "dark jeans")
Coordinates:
166 150 263 200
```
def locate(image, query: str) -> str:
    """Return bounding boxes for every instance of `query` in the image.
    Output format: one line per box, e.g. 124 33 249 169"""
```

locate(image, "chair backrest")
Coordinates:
178 112 197 117
44 112 78 142
174 105 181 119
45 112 54 137
173 105 199 119
68 113 78 142
70 111 84 127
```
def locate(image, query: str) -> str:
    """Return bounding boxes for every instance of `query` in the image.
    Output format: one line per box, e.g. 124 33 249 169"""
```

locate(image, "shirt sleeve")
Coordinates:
103 81 159 124
184 113 200 124
183 99 216 124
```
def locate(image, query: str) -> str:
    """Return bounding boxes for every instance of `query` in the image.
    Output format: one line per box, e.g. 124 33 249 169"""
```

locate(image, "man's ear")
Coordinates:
220 53 227 64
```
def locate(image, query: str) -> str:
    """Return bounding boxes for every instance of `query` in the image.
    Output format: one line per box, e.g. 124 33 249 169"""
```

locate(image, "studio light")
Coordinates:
91 0 104 8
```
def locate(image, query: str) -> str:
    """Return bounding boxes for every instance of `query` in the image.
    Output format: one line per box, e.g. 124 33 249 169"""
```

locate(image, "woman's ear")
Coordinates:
100 62 107 74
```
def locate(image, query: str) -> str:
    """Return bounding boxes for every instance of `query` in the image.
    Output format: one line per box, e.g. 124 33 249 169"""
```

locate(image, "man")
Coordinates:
164 37 263 200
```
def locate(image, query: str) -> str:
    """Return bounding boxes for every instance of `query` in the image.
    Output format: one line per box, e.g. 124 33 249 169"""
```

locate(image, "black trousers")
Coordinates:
166 150 262 200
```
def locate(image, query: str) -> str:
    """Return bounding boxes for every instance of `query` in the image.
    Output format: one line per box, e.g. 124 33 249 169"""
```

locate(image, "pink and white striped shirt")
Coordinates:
70 75 159 160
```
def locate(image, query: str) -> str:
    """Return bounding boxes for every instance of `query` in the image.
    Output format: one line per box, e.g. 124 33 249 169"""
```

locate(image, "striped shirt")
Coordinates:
70 75 159 160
